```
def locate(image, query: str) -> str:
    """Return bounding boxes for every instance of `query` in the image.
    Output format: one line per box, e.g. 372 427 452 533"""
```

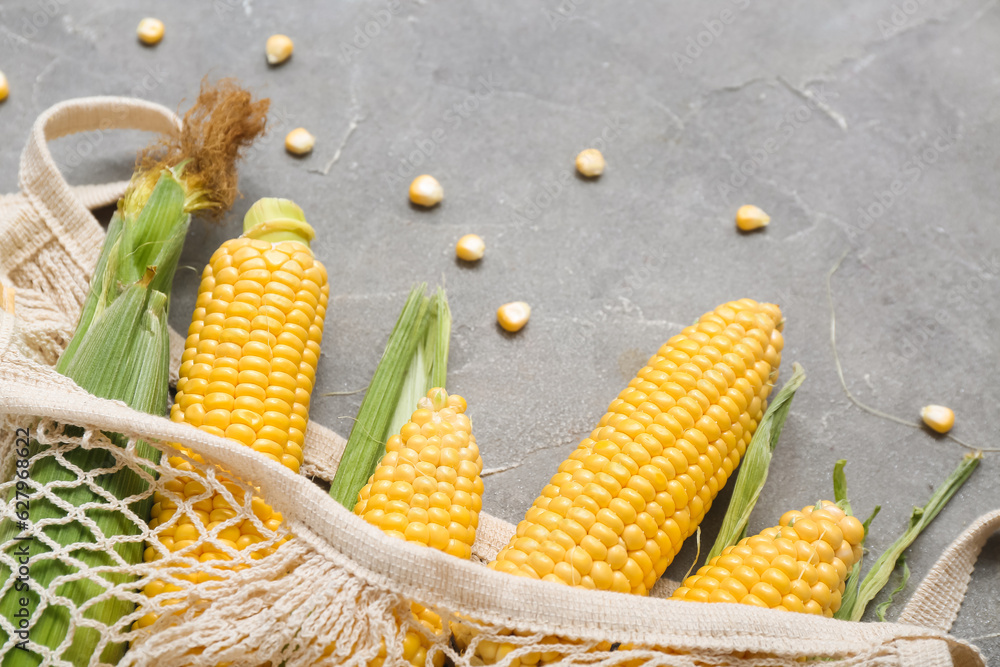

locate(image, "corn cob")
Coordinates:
138 198 328 626
173 198 326 472
339 387 482 667
671 500 864 616
490 299 783 593
355 388 483 558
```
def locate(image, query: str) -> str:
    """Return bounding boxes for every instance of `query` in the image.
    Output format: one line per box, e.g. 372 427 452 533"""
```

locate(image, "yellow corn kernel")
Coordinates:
735 205 770 231
136 17 164 45
455 234 486 262
265 34 294 65
285 128 315 155
409 174 443 207
671 501 864 616
497 301 531 333
920 404 954 434
351 388 481 667
575 148 605 177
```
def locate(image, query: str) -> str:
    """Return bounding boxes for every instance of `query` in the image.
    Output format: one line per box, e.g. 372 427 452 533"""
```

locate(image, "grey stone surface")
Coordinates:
2 0 998 657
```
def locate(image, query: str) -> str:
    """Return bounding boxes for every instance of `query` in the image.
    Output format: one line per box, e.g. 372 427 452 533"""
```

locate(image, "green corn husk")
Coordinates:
387 287 451 440
831 460 880 621
836 452 981 622
874 555 910 622
705 363 806 561
329 286 452 509
0 169 191 666
0 78 267 665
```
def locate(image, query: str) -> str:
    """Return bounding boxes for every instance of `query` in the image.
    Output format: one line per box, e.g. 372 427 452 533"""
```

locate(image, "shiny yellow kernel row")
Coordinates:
173 236 328 473
460 299 783 665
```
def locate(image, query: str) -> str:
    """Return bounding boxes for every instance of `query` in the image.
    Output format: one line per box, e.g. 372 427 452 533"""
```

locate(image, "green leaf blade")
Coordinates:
705 363 806 562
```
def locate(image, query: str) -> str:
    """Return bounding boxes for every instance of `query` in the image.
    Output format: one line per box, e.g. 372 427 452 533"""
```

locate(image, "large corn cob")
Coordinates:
490 299 783 593
343 387 483 667
173 198 327 472
139 198 328 624
671 500 864 616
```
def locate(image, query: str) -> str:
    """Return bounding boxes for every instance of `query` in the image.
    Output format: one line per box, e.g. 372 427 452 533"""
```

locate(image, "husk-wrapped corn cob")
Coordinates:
336 387 482 667
490 298 783 593
138 197 328 627
671 500 864 616
0 81 267 666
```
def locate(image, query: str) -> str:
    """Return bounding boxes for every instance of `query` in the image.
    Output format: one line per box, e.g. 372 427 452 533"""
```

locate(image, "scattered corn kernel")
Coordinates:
409 175 444 207
0 71 8 103
736 205 770 231
455 234 485 262
285 128 315 155
266 34 294 65
921 404 955 434
575 148 605 177
497 301 531 333
137 18 165 45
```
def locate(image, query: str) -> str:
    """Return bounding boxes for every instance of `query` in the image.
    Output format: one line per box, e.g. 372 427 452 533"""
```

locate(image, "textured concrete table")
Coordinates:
1 0 997 659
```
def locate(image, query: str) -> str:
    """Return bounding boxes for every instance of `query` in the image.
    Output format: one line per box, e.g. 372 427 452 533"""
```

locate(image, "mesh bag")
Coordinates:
0 97 996 667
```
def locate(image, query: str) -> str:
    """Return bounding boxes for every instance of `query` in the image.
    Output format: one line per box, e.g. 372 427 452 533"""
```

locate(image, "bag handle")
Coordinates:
899 508 1000 632
18 96 182 273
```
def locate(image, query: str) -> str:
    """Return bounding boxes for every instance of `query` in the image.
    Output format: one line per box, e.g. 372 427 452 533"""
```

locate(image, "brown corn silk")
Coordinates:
135 77 269 219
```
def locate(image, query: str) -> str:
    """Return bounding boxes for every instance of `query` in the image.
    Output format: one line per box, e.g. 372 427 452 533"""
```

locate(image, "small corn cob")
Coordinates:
490 299 783 594
671 500 865 616
336 388 482 667
138 198 328 626
354 387 483 558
